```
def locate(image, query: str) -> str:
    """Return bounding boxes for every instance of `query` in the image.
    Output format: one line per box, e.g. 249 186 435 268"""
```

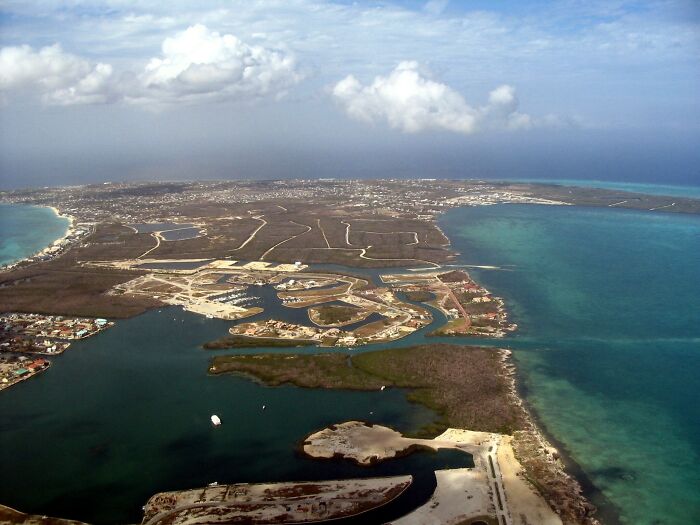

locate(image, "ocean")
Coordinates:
501 178 700 199
1 186 699 524
440 203 700 524
0 203 70 267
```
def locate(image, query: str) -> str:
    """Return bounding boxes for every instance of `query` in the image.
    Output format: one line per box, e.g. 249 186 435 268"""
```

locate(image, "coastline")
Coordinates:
42 205 76 254
511 367 620 525
433 206 602 524
209 343 600 524
0 204 76 271
500 349 601 524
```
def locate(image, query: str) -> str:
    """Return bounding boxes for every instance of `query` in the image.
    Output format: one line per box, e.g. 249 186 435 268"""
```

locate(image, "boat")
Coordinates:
210 414 221 426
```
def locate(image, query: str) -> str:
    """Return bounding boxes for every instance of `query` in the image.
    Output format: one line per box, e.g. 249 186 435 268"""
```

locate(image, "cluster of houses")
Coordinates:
0 313 115 391
0 355 50 390
232 318 366 347
274 278 331 291
234 319 327 341
0 313 113 341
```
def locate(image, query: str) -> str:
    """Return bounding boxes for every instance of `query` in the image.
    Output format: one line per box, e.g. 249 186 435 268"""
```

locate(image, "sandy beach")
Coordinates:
1 205 77 271
46 205 77 249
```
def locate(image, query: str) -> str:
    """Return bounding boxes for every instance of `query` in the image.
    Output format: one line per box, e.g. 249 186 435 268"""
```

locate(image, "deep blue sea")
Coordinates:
0 203 70 266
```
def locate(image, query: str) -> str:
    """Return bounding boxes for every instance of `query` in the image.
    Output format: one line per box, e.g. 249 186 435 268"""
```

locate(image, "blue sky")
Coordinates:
0 1 698 188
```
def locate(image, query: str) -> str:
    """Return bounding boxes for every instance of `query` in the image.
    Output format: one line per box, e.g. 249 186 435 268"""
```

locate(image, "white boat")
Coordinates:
210 414 221 426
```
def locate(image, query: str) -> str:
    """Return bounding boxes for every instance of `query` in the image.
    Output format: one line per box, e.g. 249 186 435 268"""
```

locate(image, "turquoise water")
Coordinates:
2 199 700 524
501 178 700 199
440 204 700 525
0 203 70 266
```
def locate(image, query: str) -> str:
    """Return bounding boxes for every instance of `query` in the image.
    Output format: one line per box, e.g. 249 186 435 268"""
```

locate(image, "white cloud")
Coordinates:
483 84 533 130
332 61 538 134
332 61 478 133
44 63 116 106
0 44 115 105
126 24 301 106
0 25 301 108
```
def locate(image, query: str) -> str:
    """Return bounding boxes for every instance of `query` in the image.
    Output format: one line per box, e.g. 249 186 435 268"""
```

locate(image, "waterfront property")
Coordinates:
0 354 50 391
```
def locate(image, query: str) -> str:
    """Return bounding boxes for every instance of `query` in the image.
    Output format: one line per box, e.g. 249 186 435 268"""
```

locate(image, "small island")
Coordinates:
307 303 372 327
141 476 412 525
303 421 455 466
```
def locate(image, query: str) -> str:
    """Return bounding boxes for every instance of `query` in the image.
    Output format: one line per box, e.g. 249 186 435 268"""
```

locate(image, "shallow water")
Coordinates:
440 204 700 524
502 178 700 198
160 227 203 241
129 222 194 233
0 204 70 266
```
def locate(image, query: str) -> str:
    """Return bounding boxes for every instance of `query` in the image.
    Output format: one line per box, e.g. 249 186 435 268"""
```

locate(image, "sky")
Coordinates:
0 0 698 189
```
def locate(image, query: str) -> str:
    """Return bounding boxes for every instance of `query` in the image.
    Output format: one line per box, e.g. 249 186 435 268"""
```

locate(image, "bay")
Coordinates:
0 204 70 266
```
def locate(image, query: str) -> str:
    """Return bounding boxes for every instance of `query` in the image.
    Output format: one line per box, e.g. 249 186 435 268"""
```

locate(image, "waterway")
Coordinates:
0 307 445 523
0 203 70 266
1 194 699 524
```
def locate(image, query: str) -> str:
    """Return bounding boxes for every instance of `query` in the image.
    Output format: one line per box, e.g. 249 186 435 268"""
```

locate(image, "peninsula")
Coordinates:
210 344 598 524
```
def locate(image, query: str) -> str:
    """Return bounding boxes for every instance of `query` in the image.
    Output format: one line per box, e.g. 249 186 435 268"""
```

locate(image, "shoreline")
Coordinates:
434 205 609 524
499 349 601 524
209 344 600 524
509 354 621 525
41 204 76 254
0 204 77 271
432 207 600 523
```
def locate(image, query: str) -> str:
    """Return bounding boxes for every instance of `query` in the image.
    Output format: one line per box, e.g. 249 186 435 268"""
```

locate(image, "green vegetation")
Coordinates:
210 353 384 389
311 304 365 325
437 270 470 283
203 335 315 349
402 290 433 302
210 344 525 437
428 318 470 336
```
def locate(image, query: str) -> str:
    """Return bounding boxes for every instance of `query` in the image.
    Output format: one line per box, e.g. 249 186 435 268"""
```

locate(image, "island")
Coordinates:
1 178 680 522
141 476 412 525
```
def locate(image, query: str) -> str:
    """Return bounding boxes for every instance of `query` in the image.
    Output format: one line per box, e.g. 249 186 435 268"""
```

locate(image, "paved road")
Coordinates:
487 436 513 525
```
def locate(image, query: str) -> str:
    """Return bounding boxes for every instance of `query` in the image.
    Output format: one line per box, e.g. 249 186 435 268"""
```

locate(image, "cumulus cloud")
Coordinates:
126 24 301 106
332 61 538 134
333 61 478 133
0 25 301 108
483 84 533 131
0 44 115 105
